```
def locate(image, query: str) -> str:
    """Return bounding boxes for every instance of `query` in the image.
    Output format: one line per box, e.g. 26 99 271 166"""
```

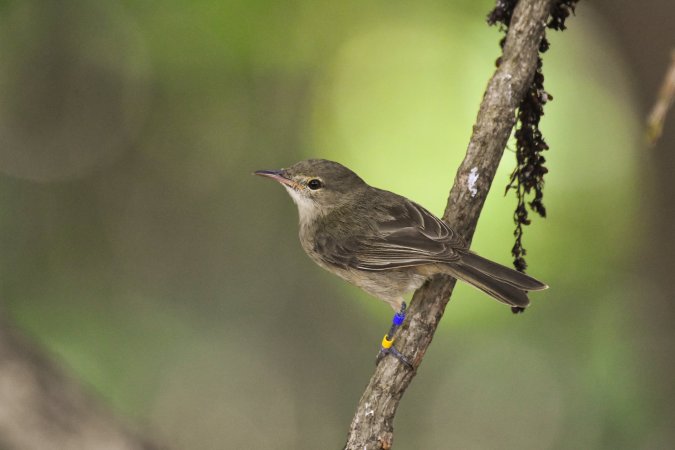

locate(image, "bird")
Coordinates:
255 159 547 366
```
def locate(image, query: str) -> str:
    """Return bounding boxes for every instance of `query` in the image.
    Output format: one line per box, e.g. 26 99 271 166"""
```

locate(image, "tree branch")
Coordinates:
344 1 558 448
0 311 161 450
646 49 675 146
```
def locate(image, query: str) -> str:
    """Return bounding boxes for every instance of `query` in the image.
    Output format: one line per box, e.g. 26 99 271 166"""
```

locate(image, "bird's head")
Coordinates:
255 159 367 222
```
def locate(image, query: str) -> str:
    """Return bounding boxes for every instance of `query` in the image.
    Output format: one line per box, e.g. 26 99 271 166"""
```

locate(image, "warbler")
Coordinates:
255 159 547 366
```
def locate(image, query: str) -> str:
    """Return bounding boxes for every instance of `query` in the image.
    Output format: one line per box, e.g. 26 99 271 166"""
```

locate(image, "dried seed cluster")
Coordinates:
488 0 579 276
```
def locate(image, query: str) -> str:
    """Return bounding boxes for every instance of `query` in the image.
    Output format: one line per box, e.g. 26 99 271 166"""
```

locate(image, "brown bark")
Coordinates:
344 0 560 448
0 311 161 450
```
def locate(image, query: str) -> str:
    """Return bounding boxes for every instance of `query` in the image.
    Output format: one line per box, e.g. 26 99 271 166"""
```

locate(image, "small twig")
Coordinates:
343 1 562 449
646 49 675 146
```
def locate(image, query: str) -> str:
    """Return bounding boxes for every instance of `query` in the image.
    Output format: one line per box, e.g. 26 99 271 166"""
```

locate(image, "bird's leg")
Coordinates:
376 302 413 370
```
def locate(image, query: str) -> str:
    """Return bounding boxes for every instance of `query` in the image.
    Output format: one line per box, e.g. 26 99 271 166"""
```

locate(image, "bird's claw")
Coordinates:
376 344 414 370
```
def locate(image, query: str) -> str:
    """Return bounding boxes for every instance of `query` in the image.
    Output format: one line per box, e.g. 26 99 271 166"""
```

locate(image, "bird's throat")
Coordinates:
284 186 322 228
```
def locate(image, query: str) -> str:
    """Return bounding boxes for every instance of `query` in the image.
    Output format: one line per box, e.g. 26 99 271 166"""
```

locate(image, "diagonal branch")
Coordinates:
344 1 558 448
646 49 675 146
0 311 162 450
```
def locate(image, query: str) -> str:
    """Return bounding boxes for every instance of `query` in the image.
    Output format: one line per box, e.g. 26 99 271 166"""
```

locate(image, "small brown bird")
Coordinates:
256 159 546 307
256 159 547 365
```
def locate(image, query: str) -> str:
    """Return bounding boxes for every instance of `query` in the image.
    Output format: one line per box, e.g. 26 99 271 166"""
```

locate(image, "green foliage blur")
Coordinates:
0 0 655 449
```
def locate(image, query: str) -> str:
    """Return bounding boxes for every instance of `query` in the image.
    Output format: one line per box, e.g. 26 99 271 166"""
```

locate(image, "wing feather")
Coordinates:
317 199 467 271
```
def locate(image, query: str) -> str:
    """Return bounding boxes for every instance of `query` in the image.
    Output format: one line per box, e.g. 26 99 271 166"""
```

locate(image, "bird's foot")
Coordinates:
375 302 413 370
377 339 414 370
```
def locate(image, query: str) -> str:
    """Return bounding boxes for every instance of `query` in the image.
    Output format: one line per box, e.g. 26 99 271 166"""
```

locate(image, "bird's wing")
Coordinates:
316 199 467 271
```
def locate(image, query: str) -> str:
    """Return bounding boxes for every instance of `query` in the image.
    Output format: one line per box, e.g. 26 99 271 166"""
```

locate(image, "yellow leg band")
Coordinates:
381 334 394 349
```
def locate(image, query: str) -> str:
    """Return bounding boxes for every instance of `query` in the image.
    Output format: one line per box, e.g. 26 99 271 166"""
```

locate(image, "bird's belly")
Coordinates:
299 230 427 305
349 269 426 300
316 260 426 304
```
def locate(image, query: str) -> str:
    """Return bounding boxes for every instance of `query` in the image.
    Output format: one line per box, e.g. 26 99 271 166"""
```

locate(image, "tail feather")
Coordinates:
460 252 548 291
444 264 531 308
441 253 547 308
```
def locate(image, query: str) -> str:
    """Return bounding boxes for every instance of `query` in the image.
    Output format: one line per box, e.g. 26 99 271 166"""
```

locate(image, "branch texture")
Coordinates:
344 1 558 448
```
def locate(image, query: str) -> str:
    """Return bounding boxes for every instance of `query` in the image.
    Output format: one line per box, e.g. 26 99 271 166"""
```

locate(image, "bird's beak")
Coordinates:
254 169 301 189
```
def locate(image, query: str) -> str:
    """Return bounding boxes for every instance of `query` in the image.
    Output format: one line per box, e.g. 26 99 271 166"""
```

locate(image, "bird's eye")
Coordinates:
307 179 323 190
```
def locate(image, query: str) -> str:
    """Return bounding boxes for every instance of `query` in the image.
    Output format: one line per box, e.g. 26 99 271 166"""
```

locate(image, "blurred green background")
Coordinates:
0 0 672 449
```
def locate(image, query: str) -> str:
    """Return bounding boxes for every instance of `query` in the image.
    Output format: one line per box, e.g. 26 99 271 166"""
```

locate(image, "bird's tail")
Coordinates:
442 252 548 309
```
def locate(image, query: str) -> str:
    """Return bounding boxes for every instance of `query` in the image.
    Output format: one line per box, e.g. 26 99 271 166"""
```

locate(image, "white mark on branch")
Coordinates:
468 167 480 197
364 403 374 418
502 72 513 101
